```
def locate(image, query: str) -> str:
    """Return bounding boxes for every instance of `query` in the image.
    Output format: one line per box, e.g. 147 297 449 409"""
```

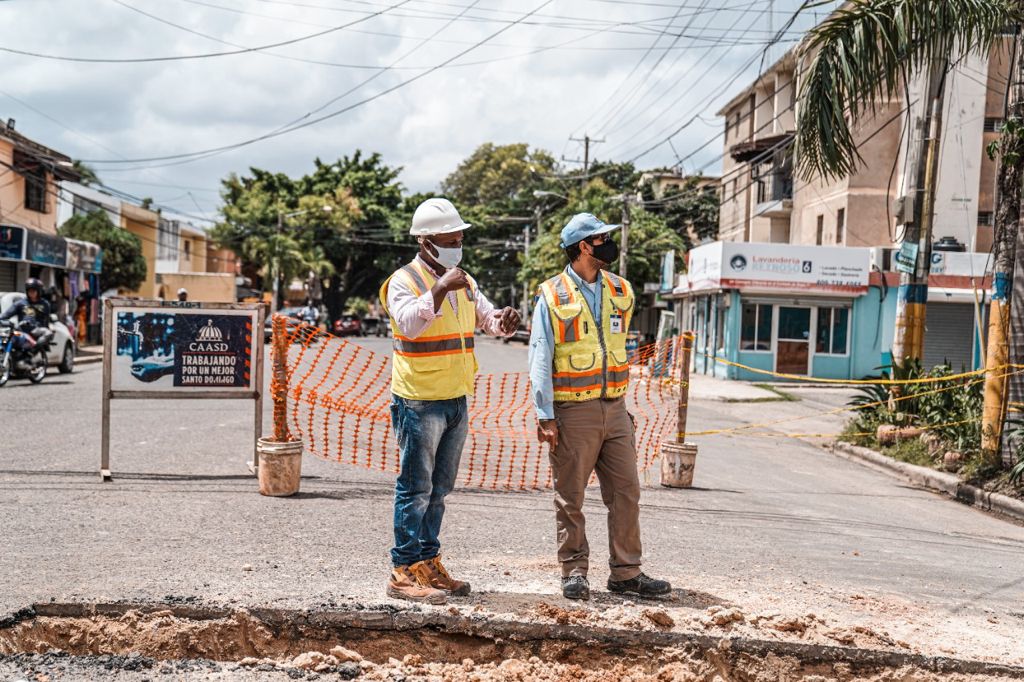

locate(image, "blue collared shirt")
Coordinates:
528 266 603 420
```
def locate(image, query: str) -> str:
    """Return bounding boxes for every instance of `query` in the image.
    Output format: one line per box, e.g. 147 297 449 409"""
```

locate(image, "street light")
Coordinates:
271 204 333 318
532 190 568 201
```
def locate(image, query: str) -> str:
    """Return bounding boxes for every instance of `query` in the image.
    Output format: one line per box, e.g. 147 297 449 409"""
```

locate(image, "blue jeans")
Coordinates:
390 395 468 567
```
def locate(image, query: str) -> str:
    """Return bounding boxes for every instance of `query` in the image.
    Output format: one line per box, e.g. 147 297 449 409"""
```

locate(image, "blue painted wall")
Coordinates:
850 286 893 378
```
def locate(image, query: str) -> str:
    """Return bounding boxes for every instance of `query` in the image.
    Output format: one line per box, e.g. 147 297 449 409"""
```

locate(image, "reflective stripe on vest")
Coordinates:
393 333 476 357
542 268 634 402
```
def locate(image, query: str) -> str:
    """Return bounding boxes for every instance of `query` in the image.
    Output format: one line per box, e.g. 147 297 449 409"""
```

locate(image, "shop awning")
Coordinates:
0 224 101 273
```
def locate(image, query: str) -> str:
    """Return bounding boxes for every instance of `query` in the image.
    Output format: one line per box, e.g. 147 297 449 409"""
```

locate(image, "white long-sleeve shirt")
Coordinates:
385 256 508 339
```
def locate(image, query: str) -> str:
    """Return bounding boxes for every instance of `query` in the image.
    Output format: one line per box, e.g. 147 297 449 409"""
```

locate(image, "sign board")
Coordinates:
929 250 991 277
0 225 25 261
66 238 103 273
894 241 919 275
112 306 257 392
659 251 676 292
686 241 870 295
26 231 67 267
101 299 265 480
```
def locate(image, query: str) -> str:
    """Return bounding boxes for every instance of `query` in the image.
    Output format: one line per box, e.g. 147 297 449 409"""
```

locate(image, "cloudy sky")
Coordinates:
0 0 840 223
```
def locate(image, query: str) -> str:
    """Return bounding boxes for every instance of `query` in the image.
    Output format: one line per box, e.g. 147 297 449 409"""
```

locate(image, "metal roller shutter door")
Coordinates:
923 302 976 371
0 262 15 292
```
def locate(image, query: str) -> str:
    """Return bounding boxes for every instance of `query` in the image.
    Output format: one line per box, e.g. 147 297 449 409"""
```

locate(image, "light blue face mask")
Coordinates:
426 240 463 269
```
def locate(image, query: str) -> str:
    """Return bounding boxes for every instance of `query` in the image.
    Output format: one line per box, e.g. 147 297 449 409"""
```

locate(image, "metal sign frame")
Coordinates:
100 298 266 481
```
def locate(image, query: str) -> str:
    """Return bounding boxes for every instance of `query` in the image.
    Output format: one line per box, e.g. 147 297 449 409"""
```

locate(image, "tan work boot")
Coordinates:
410 556 471 596
386 565 446 605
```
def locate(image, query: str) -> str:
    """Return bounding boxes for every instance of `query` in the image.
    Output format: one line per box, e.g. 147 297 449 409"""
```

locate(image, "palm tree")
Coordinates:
795 0 1024 463
795 0 1019 182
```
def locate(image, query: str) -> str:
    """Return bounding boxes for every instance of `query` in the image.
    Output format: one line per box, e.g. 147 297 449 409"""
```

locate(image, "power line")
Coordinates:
598 0 768 142
0 0 411 64
80 0 558 166
589 0 715 138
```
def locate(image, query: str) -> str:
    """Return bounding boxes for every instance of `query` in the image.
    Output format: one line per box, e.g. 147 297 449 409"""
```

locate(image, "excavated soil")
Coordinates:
2 604 1023 681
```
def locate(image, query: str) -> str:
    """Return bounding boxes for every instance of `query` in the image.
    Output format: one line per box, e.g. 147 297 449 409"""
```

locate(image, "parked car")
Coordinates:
503 323 531 344
333 314 363 337
263 306 304 342
361 316 388 337
129 353 175 382
0 292 76 373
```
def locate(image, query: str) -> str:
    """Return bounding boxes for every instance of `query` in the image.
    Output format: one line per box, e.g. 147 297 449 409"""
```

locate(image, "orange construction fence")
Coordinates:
270 316 682 491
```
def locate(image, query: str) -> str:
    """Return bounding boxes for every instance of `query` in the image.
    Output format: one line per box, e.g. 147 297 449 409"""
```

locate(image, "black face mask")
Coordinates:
588 239 619 265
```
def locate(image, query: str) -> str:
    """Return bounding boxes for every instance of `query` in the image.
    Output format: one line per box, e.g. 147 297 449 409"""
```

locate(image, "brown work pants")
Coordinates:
550 397 642 581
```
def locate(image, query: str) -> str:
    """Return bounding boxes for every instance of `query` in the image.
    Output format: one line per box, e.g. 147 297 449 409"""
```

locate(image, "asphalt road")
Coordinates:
2 337 1023 662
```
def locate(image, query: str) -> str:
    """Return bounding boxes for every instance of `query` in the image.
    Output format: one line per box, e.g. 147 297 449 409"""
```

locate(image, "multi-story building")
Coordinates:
671 26 1011 380
57 182 237 303
0 123 103 342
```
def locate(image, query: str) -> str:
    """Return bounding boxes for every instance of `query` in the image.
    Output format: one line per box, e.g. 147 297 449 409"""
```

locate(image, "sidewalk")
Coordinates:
688 372 784 401
75 345 103 365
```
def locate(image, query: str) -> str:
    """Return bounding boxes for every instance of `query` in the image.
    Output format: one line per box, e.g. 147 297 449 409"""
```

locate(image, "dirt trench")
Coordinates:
2 602 1023 681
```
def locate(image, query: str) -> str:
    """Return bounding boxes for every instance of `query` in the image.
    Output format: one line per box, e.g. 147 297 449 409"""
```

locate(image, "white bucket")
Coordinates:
256 438 303 497
660 442 698 488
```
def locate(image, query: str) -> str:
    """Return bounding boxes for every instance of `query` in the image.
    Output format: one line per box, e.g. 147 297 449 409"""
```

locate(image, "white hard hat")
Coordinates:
177 288 188 295
410 197 471 236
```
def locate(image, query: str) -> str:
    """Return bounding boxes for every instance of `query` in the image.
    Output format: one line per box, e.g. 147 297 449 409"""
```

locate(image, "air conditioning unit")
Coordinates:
892 193 915 225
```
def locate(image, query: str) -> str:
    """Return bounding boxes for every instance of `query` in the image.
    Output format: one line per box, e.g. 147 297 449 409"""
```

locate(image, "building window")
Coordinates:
816 214 824 245
816 307 850 355
984 117 1004 133
836 208 845 244
184 239 191 261
732 178 738 200
978 211 993 226
740 303 773 352
24 167 47 213
72 195 101 217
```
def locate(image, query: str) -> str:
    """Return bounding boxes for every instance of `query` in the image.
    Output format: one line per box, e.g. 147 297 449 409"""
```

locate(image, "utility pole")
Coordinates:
891 59 947 364
619 194 632 280
986 33 1024 463
564 134 605 188
521 221 531 321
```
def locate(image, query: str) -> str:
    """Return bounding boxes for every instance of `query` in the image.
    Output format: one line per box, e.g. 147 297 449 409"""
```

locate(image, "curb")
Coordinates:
830 441 1024 524
76 355 102 366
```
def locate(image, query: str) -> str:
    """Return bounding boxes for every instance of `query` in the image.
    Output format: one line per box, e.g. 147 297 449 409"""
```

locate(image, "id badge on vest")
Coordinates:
610 313 623 335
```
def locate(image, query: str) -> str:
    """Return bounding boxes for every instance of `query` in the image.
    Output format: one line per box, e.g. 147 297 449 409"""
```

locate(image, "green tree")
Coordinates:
646 176 720 250
59 210 146 292
521 179 683 294
795 0 1017 180
440 143 560 307
72 160 100 187
211 152 406 319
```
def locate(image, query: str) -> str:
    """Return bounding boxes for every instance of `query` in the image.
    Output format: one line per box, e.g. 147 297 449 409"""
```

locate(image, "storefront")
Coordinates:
671 241 877 380
0 224 102 343
670 242 989 381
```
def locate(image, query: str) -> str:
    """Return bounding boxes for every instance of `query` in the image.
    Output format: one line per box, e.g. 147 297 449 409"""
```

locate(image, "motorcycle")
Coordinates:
0 321 53 386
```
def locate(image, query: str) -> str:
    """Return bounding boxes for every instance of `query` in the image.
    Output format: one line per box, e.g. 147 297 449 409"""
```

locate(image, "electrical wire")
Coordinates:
79 0 557 166
0 0 413 64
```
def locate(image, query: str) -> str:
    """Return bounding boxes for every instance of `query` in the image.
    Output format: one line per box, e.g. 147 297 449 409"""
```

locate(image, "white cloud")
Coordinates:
0 0 838 218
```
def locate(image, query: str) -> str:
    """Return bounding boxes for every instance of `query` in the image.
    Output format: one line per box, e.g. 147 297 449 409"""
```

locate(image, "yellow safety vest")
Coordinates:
540 269 635 402
379 259 479 401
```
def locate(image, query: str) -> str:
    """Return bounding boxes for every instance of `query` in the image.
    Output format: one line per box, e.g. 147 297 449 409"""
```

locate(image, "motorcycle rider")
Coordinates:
0 278 51 369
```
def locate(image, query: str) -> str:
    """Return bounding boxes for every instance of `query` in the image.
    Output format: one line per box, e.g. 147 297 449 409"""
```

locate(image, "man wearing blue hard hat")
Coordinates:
528 212 672 601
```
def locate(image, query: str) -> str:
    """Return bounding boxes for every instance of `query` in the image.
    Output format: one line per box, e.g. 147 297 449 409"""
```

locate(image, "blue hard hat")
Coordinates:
559 213 620 249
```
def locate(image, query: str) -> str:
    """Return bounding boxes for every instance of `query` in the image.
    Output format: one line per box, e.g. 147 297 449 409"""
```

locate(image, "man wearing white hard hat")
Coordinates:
378 197 520 604
177 288 188 302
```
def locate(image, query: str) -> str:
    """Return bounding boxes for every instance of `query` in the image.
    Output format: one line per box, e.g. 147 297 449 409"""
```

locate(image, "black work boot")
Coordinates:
561 575 590 600
607 572 672 598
